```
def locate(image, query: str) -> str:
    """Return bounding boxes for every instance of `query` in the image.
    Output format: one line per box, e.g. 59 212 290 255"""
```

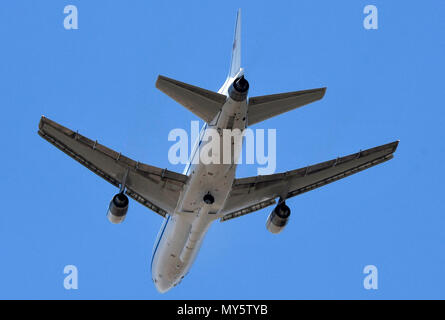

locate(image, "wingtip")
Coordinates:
388 140 400 154
155 75 174 90
38 115 46 130
155 75 162 88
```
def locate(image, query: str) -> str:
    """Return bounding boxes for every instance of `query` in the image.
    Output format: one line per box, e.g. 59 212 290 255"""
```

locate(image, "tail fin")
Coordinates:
228 9 242 78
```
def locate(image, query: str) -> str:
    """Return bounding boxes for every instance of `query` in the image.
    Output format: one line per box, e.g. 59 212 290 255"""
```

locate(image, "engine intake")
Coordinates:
228 76 249 101
266 202 291 234
107 193 129 224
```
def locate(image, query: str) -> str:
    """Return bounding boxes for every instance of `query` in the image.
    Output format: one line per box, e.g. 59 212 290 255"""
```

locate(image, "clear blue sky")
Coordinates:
1 0 444 299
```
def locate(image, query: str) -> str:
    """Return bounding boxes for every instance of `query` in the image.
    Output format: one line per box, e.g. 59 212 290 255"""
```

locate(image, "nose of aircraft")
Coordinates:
153 276 174 293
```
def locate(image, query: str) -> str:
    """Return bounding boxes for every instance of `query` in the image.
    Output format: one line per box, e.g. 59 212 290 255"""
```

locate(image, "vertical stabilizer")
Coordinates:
228 9 242 78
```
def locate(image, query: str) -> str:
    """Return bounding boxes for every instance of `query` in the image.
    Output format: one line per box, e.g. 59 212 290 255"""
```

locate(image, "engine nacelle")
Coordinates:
266 202 291 234
107 193 129 224
228 76 249 101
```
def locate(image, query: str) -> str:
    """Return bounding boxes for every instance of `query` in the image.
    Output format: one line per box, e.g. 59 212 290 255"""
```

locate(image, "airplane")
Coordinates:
37 9 399 293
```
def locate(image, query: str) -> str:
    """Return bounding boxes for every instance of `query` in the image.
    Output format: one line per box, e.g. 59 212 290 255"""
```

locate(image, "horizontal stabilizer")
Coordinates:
247 87 327 126
156 75 227 123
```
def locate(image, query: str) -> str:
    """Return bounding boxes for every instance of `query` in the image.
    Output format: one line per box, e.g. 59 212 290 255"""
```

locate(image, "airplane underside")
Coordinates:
37 9 399 293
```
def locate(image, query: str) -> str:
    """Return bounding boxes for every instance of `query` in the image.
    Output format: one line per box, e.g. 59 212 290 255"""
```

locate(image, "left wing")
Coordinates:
38 116 187 217
220 141 399 222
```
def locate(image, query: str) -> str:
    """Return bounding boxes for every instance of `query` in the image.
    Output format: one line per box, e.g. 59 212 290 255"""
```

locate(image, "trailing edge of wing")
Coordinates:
247 87 326 126
156 75 227 123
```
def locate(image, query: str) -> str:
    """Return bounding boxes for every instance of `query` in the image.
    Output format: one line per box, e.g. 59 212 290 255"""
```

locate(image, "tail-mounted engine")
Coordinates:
266 201 291 234
107 193 129 224
228 75 249 101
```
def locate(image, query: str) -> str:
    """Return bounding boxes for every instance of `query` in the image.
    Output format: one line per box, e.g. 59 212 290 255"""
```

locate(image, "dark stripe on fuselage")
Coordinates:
150 215 170 272
184 123 207 176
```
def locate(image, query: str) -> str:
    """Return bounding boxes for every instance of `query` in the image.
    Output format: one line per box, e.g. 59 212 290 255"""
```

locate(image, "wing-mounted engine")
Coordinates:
107 169 130 224
107 193 129 224
266 201 291 234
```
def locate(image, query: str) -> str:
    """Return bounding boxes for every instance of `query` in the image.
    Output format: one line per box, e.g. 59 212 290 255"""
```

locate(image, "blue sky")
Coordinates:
1 0 444 299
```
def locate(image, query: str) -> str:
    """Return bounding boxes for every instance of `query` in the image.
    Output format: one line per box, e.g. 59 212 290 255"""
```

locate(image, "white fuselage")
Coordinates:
151 74 247 293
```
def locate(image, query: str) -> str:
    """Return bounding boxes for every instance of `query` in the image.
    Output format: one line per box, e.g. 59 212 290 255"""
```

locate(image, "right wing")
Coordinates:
247 87 327 126
220 141 399 222
38 116 188 217
156 75 227 123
